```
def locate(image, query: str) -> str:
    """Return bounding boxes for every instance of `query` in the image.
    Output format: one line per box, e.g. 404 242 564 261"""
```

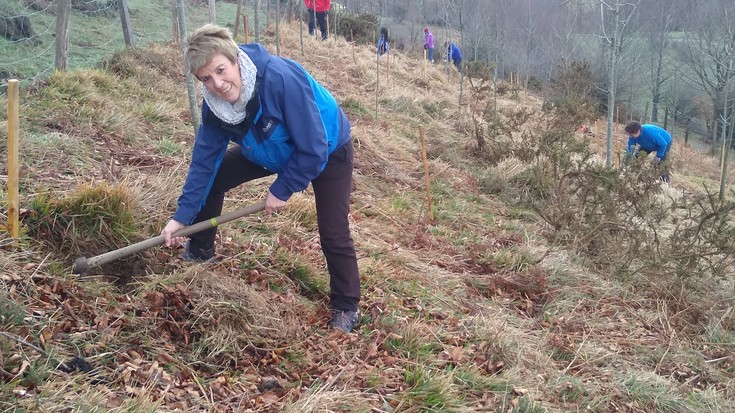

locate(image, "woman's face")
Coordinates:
195 53 242 104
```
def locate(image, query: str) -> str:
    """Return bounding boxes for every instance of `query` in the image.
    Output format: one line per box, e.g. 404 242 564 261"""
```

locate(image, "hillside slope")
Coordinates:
1 20 734 413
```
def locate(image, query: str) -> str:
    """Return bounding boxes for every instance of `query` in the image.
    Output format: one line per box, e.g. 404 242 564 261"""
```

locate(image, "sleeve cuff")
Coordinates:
269 180 294 202
172 209 195 226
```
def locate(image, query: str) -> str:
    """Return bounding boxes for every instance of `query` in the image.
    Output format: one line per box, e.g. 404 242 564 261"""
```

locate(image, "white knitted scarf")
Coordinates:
201 49 257 125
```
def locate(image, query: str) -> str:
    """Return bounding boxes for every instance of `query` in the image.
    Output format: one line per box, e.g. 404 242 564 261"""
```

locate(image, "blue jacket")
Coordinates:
626 124 671 159
448 43 462 61
377 35 389 55
173 44 351 225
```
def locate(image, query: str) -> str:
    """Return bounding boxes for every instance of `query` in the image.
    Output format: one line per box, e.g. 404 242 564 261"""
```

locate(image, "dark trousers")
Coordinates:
188 141 360 311
308 9 328 40
638 141 672 183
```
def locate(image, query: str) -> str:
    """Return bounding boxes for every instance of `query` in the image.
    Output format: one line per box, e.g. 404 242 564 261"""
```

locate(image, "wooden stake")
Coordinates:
7 79 19 238
386 50 390 86
244 15 249 43
234 0 242 38
423 49 427 80
419 126 434 222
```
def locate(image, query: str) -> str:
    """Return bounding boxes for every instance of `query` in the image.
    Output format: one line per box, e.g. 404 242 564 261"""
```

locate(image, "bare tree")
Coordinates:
678 0 735 152
463 0 490 61
640 0 676 123
598 0 640 167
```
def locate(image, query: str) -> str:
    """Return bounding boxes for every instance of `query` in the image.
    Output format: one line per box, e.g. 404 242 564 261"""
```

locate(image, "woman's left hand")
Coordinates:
265 191 287 214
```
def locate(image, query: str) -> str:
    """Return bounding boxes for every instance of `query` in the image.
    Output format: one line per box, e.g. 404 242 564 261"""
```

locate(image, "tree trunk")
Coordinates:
719 85 731 200
177 0 200 134
276 0 280 54
171 0 179 44
605 23 619 167
254 0 260 43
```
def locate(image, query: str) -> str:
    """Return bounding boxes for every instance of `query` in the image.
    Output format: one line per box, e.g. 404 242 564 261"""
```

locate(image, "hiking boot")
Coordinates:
180 241 216 263
328 309 359 333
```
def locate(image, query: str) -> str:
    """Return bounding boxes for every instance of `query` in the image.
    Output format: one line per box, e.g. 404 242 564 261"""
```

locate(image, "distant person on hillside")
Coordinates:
161 24 361 333
423 27 434 63
377 27 389 56
446 42 462 70
624 121 672 183
304 0 330 40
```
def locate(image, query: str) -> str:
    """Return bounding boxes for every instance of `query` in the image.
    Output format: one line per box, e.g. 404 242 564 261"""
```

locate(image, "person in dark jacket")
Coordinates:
377 27 389 56
624 121 672 183
304 0 330 40
446 42 462 70
161 24 360 333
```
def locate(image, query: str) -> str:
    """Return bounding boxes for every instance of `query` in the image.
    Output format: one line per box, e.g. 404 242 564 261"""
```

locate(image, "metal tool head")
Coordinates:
72 257 88 274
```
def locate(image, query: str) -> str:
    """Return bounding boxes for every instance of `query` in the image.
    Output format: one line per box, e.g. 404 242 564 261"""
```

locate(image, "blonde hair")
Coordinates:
184 24 239 75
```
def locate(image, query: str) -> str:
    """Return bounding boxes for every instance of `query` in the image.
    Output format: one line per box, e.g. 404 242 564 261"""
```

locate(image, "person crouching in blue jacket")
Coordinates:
624 121 672 183
160 24 361 333
446 42 462 70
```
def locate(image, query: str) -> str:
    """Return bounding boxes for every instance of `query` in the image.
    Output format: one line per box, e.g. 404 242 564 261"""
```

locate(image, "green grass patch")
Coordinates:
0 295 27 329
400 366 465 412
155 136 188 157
24 182 140 258
340 97 370 117
621 374 690 413
273 252 328 300
383 321 443 362
451 365 512 395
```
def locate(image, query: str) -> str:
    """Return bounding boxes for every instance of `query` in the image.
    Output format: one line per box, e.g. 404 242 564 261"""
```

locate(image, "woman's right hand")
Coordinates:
161 219 186 247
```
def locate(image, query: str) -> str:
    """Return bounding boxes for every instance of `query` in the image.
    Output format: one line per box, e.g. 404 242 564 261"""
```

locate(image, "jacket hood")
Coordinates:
239 43 271 76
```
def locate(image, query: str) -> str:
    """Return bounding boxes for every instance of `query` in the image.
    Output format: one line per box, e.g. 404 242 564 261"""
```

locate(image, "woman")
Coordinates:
161 24 360 333
423 27 434 63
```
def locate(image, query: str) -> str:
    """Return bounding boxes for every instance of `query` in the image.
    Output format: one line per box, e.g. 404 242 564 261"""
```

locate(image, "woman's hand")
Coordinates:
265 191 287 214
161 219 186 247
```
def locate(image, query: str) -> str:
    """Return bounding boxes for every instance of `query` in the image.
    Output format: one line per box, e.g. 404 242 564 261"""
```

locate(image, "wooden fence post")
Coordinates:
234 0 242 38
208 0 216 23
54 0 70 70
118 0 134 46
423 49 427 81
244 15 249 44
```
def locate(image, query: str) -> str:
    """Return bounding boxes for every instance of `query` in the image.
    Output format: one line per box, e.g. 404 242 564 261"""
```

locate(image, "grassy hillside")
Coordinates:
2 11 735 413
0 0 249 84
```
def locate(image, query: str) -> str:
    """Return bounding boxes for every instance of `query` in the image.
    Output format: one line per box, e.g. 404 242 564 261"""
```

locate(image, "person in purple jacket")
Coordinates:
423 27 434 63
624 121 672 183
160 24 360 333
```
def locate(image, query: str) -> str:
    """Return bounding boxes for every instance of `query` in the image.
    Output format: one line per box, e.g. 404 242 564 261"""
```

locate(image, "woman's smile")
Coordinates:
196 53 242 104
